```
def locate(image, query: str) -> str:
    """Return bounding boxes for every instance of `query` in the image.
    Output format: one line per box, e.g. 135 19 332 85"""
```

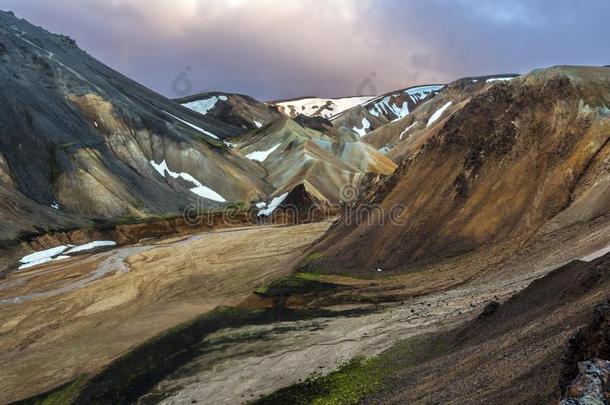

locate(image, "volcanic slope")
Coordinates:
233 117 397 203
0 10 271 243
363 75 519 153
309 66 610 275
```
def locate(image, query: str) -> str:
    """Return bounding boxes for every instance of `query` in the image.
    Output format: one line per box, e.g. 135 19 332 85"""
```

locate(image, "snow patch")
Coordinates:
19 257 54 270
400 121 419 140
427 101 453 127
18 246 72 269
486 77 515 83
255 202 267 209
275 96 374 119
20 245 69 265
258 192 289 217
66 241 117 254
352 117 371 137
50 201 60 210
150 159 227 202
246 144 281 162
162 110 219 139
182 95 227 116
254 120 263 128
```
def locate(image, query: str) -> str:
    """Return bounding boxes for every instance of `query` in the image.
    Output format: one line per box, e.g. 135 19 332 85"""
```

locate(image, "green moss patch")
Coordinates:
254 334 456 405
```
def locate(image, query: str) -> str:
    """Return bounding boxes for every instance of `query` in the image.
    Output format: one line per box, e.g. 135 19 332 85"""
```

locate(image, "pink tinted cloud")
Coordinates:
3 0 610 99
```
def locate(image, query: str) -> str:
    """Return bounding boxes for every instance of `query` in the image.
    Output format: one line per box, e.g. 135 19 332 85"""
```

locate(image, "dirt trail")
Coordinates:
0 222 331 404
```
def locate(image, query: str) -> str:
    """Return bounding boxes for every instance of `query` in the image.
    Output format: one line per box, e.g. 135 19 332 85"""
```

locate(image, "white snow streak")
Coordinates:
246 144 281 162
275 96 374 119
20 245 69 265
352 117 371 137
486 77 515 83
150 159 227 202
258 192 289 217
182 95 227 115
400 121 419 140
66 241 117 254
427 101 453 127
368 85 443 121
162 111 219 139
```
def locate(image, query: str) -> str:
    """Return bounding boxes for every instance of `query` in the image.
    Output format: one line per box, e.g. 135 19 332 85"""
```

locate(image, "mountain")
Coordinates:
330 84 445 137
232 117 396 203
362 75 520 154
271 96 375 119
176 91 282 131
7 8 610 405
0 10 274 243
308 66 610 275
0 9 402 245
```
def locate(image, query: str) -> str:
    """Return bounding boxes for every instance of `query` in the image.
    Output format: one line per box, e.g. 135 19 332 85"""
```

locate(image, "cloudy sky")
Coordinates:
3 0 610 100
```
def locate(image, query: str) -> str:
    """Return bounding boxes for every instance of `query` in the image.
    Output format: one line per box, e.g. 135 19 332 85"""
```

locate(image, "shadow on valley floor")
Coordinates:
13 306 377 405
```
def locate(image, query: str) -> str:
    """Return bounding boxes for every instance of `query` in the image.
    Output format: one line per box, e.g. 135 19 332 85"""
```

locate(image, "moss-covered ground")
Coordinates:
254 333 455 405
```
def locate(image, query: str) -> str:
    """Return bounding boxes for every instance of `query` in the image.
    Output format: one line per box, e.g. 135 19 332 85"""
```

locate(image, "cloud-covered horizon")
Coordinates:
3 0 610 100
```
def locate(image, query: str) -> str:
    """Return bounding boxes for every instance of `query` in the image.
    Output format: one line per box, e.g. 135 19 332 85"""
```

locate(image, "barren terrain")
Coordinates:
0 222 331 403
139 216 610 404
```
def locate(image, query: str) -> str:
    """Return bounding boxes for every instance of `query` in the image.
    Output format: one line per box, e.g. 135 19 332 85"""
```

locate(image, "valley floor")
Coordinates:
1 216 610 404
0 222 331 403
140 216 610 404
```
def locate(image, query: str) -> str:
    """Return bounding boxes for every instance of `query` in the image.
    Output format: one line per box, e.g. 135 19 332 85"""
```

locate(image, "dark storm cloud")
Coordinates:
2 0 609 100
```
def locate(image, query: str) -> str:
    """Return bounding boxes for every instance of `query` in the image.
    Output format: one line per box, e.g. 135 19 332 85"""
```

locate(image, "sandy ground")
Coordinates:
0 222 331 404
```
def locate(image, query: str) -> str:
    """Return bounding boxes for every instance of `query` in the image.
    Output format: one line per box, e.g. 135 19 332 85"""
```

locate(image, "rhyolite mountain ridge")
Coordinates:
0 10 271 243
0 10 395 246
308 66 610 275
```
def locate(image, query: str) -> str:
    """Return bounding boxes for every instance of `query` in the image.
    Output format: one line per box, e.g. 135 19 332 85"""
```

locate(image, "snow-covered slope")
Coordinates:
331 85 444 137
272 96 375 119
177 92 282 130
366 85 444 121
